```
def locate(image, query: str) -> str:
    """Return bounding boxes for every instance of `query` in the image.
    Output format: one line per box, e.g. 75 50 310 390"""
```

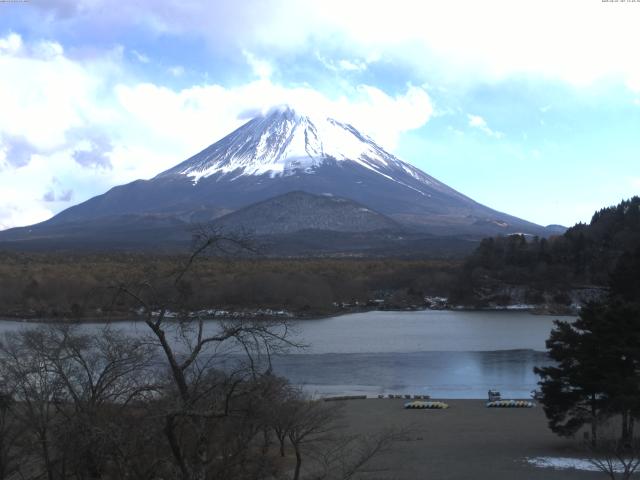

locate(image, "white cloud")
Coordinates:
35 0 640 91
0 203 52 231
467 114 504 139
0 154 72 230
32 40 65 60
168 65 185 77
315 51 372 73
0 36 107 151
467 115 485 129
0 32 22 55
243 50 273 79
114 79 432 155
0 33 434 230
131 49 150 63
337 59 367 72
296 0 640 91
627 77 640 93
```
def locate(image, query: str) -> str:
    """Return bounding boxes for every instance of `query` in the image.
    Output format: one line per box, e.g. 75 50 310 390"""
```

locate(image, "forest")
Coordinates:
0 253 459 320
451 196 640 308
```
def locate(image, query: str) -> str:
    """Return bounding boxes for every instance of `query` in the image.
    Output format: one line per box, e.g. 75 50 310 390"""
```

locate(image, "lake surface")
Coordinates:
288 310 560 353
0 310 571 399
275 310 565 399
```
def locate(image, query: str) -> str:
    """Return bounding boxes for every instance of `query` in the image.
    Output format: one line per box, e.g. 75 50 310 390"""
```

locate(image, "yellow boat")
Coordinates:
486 400 535 408
404 400 449 409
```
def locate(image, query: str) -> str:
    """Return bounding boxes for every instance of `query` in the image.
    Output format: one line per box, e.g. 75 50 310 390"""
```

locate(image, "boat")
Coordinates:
486 400 535 408
404 400 449 409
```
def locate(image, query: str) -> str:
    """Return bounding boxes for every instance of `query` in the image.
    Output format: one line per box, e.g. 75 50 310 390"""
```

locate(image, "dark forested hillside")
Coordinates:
451 196 640 308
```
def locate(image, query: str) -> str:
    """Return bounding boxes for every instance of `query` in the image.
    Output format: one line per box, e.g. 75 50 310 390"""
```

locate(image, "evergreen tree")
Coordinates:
535 301 640 445
610 247 640 304
534 307 609 445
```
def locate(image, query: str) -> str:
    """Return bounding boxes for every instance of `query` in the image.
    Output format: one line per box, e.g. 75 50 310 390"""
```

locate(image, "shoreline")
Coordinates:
0 304 577 324
322 395 538 402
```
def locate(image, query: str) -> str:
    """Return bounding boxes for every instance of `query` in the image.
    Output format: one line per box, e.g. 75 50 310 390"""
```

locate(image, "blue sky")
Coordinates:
0 0 639 229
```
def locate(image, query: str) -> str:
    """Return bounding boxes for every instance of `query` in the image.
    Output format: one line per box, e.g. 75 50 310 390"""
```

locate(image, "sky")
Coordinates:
0 0 639 230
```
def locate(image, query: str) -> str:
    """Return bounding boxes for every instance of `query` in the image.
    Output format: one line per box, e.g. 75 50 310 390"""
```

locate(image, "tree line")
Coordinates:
0 253 458 320
452 196 640 306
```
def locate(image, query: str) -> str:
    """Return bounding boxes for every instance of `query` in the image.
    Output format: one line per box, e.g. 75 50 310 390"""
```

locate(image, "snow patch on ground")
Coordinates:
526 456 625 472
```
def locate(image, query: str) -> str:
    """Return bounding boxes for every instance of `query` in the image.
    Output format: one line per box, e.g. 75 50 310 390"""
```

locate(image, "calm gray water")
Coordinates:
289 310 559 353
276 310 564 399
0 310 570 399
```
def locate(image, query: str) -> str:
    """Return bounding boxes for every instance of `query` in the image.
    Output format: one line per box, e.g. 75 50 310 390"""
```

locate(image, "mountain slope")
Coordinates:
0 106 551 252
212 191 401 235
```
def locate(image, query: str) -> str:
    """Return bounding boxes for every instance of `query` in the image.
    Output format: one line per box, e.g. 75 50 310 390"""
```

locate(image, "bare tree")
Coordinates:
286 399 344 480
281 395 405 480
112 227 300 480
0 324 158 480
586 424 640 480
0 329 65 480
310 427 406 480
40 324 156 479
262 376 299 458
0 390 22 480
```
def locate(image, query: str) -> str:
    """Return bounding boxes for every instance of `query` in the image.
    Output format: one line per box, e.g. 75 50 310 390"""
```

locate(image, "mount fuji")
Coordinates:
0 106 555 254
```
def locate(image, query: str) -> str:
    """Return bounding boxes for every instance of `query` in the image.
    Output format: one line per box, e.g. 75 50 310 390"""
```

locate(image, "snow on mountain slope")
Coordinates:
158 106 443 196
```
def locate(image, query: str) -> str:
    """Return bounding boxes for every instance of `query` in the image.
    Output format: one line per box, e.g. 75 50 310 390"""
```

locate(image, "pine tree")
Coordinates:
610 247 640 304
535 301 640 445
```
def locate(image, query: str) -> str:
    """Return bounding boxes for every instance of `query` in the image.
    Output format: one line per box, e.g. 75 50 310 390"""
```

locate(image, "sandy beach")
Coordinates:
336 399 600 479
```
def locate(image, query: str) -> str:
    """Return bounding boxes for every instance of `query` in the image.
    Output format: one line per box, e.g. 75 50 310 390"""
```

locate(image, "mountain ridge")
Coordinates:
0 106 559 253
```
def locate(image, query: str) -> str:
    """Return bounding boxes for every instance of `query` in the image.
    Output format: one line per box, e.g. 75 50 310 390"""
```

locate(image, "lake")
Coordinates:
0 310 570 399
275 310 565 399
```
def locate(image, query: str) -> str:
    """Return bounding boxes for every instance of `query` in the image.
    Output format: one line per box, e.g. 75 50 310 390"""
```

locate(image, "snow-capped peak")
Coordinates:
159 105 436 188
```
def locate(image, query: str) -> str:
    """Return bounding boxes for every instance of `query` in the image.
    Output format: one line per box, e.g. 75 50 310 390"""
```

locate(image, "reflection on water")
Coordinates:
283 310 562 398
270 350 552 399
